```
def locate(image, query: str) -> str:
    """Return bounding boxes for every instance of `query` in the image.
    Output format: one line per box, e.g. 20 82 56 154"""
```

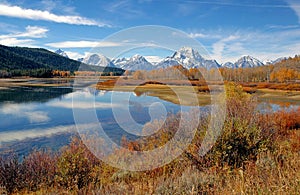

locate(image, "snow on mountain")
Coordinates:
113 55 154 70
233 56 264 68
76 47 272 70
222 62 235 68
112 57 128 67
155 57 180 68
271 57 288 64
264 57 288 65
55 49 69 58
144 56 163 65
82 53 115 67
156 47 220 69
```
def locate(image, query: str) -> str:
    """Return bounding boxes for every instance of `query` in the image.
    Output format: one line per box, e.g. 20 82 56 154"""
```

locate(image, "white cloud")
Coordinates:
45 40 122 48
189 33 208 39
17 26 48 38
48 101 121 109
0 125 72 143
0 3 108 27
40 0 76 14
1 103 50 123
205 25 300 63
0 123 101 143
0 25 48 46
65 51 84 60
0 26 48 39
0 37 34 46
211 35 240 63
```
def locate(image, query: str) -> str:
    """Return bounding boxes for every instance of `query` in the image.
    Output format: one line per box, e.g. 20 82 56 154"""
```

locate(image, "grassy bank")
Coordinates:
96 78 300 106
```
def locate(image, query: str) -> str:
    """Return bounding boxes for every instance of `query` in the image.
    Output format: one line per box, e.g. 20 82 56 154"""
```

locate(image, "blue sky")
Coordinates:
0 0 300 63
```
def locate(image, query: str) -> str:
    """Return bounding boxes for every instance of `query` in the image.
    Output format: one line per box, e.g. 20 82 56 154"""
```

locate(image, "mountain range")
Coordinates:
69 46 285 71
0 44 124 75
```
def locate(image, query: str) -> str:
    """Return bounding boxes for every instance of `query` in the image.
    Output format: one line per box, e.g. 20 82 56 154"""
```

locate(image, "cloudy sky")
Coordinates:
0 0 299 63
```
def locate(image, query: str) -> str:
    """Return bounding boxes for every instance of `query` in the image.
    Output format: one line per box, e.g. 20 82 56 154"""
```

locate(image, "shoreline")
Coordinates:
1 77 300 105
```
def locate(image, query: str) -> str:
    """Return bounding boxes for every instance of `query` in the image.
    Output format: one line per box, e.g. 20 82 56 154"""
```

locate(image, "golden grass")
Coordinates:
97 83 211 106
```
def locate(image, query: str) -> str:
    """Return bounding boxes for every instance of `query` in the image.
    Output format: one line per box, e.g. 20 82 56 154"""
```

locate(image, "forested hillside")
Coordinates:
0 45 124 77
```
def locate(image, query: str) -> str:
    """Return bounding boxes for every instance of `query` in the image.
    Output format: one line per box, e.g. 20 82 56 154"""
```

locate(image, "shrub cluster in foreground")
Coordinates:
1 83 300 194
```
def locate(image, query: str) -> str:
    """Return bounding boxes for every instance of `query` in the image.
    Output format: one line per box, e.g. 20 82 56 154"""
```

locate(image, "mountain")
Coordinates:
82 53 116 67
272 55 300 72
222 62 235 68
232 56 264 68
55 49 69 58
271 57 288 64
77 57 84 62
156 47 220 69
155 57 180 68
113 54 154 70
264 57 288 65
0 44 124 77
111 57 127 67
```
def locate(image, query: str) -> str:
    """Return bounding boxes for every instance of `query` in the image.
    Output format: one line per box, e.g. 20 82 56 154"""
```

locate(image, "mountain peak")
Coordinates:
131 54 144 60
174 46 198 57
82 53 115 67
56 49 63 53
163 47 219 69
234 55 264 68
178 46 194 52
55 49 68 58
115 54 153 70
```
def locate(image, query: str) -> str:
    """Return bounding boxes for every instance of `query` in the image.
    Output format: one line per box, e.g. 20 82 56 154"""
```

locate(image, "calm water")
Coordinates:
0 85 190 156
0 84 298 156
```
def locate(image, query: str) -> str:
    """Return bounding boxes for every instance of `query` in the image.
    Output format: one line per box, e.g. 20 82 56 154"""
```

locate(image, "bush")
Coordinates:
0 155 20 193
20 150 57 191
202 83 271 168
208 119 268 168
55 137 101 190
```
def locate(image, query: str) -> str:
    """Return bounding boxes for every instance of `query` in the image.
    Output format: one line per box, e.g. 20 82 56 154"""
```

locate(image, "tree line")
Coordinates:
128 56 300 83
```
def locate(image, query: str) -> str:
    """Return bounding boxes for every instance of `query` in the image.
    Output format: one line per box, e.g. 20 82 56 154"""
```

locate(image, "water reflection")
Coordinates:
0 85 298 157
1 103 50 123
0 86 184 156
0 86 73 103
258 102 299 113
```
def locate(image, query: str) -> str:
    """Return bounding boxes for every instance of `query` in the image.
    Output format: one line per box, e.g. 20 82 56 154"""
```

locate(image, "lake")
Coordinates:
0 84 194 156
0 82 298 157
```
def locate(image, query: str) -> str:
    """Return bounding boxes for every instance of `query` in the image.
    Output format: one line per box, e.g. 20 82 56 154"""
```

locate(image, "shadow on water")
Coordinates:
0 86 73 103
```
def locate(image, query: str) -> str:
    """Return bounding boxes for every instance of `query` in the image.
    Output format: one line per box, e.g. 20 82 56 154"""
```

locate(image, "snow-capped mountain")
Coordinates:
111 57 128 67
77 48 272 70
82 54 115 67
155 57 180 68
156 47 220 69
55 49 69 58
271 57 287 64
222 62 235 68
113 55 154 70
233 56 264 68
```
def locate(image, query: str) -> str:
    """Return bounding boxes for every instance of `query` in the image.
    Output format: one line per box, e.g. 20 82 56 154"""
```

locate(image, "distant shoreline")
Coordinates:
1 77 300 105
